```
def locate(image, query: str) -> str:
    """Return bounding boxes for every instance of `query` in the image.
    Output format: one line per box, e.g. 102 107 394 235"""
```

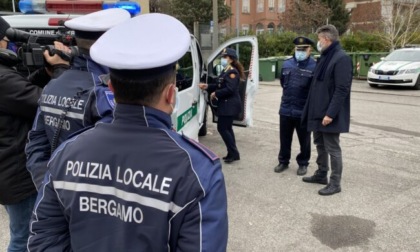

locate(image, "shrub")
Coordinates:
221 30 393 58
341 31 388 52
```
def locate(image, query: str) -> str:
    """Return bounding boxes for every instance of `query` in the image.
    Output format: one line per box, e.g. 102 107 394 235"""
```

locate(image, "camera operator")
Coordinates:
0 17 70 252
25 8 131 191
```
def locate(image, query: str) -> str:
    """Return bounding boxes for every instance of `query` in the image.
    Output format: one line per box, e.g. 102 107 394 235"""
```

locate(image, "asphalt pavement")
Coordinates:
1 79 419 251
201 79 420 251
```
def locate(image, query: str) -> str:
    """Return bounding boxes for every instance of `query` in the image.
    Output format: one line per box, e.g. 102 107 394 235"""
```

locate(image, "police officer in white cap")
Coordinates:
28 13 228 252
25 8 131 191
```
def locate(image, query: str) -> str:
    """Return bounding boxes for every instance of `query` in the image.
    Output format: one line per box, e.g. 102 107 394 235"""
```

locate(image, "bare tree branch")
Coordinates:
279 0 331 34
380 0 420 50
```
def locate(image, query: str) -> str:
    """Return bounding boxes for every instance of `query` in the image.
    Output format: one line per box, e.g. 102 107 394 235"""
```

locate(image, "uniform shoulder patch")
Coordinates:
182 135 219 162
229 73 236 79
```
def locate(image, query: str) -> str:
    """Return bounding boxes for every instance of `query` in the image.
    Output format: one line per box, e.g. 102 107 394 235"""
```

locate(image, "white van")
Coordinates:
3 14 259 141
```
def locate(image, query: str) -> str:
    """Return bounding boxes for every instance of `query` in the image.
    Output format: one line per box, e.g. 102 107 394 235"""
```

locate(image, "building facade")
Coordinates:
136 0 150 14
345 0 419 32
221 0 375 35
221 0 418 34
344 0 383 32
221 0 292 35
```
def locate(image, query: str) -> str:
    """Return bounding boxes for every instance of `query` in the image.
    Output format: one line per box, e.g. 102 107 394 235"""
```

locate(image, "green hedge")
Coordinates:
222 30 420 58
257 31 298 57
256 32 390 57
340 31 388 52
224 31 394 58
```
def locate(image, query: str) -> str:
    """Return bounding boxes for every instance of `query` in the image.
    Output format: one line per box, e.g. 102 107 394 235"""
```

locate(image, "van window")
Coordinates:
209 41 253 80
176 50 193 92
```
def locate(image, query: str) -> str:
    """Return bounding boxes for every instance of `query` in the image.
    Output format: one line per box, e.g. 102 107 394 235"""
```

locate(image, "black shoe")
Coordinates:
224 156 240 163
302 170 328 185
222 155 229 160
297 166 307 176
318 184 341 196
274 163 289 173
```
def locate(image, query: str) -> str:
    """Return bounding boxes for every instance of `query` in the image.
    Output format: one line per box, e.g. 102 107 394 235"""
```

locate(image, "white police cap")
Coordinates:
65 8 131 32
90 13 190 70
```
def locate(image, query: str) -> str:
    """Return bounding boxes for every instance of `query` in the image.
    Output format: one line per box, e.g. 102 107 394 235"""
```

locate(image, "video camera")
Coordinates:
5 26 78 70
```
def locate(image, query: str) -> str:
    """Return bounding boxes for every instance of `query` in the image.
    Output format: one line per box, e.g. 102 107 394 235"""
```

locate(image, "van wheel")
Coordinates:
369 84 379 88
198 107 208 136
413 75 420 90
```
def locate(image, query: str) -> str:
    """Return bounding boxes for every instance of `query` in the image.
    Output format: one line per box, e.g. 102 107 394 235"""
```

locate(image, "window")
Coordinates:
268 0 275 11
176 50 193 92
278 0 286 13
256 23 264 35
257 0 264 13
242 0 250 13
242 24 250 35
267 23 275 34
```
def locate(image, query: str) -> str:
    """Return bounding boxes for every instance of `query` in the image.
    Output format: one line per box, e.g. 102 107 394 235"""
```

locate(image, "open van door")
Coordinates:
205 36 259 127
170 36 204 140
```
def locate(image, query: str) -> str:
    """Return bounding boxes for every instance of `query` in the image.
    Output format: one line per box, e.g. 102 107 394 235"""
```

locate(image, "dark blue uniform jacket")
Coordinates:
208 65 242 117
279 56 316 118
27 104 228 252
25 55 114 190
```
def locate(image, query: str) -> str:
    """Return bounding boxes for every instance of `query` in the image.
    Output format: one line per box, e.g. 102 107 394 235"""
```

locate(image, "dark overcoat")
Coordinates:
302 43 353 133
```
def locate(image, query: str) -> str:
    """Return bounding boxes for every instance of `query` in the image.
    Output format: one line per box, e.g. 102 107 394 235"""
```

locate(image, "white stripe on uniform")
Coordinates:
53 181 183 214
40 106 84 120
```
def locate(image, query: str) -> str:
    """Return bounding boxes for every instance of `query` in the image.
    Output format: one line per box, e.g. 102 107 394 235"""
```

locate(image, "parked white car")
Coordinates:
367 47 420 90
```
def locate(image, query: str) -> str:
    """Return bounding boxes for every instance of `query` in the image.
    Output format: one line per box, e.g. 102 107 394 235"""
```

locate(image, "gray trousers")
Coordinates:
313 131 342 186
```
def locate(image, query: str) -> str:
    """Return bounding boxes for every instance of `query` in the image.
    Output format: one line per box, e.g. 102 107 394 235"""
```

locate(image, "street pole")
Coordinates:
236 0 239 37
212 0 219 50
236 0 239 58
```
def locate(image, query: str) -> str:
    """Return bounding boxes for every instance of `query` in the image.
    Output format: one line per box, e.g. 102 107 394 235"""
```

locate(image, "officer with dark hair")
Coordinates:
0 16 69 252
28 13 228 252
199 48 244 164
25 9 131 191
274 36 316 176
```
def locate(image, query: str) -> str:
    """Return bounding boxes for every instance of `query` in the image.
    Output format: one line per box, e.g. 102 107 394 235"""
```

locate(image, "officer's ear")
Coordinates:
307 47 312 54
108 80 115 93
165 83 176 105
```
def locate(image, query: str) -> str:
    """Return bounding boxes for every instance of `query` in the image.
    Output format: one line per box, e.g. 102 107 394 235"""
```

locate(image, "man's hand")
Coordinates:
210 92 217 100
322 116 333 126
198 83 208 90
43 41 71 67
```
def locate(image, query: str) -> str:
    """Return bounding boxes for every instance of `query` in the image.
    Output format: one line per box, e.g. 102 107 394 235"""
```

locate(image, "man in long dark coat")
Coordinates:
301 25 353 196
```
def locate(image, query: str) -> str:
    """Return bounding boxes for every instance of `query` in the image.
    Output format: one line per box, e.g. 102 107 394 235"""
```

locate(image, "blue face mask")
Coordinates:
295 51 307 62
221 58 228 68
